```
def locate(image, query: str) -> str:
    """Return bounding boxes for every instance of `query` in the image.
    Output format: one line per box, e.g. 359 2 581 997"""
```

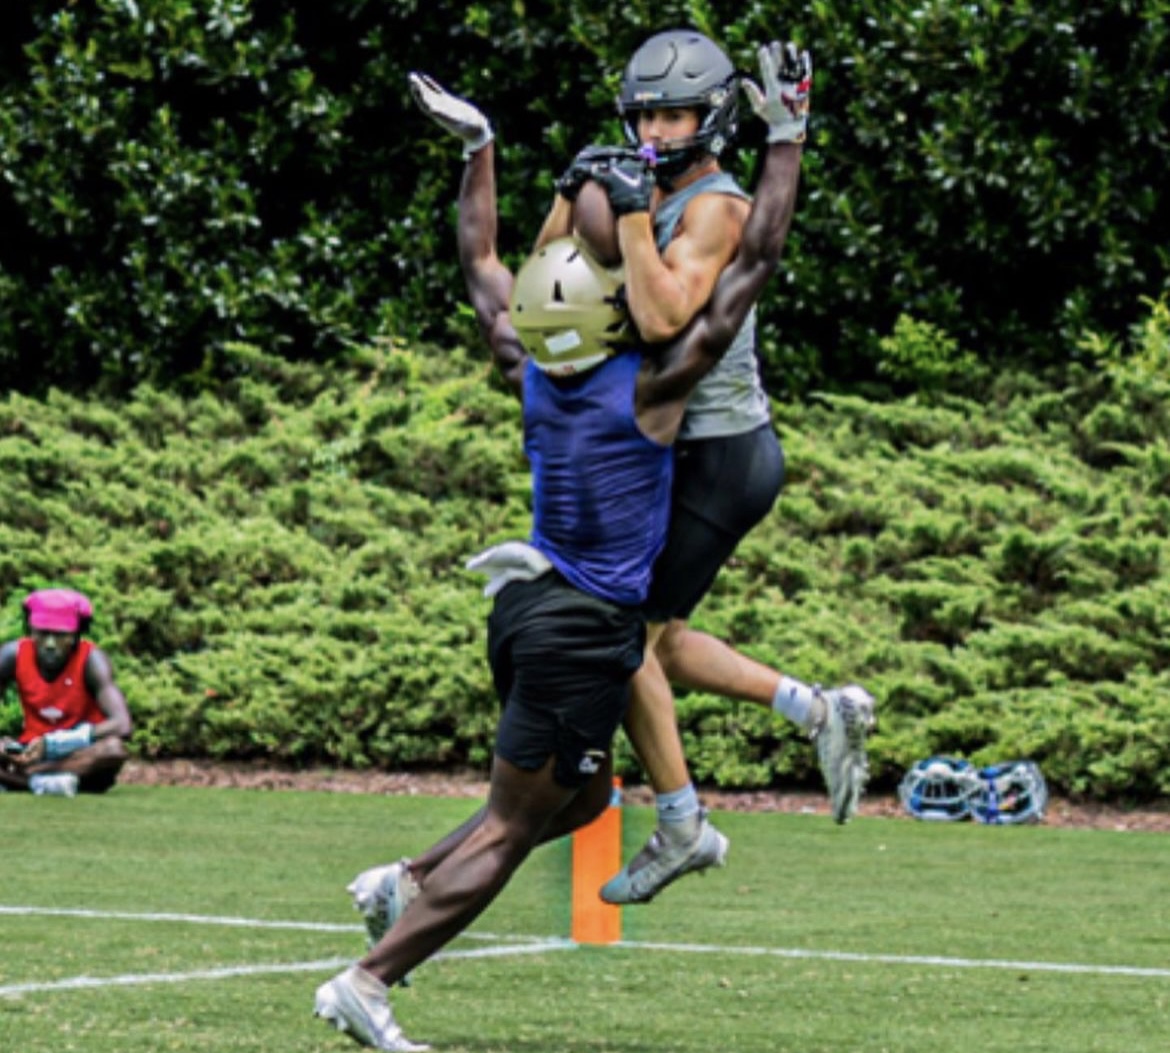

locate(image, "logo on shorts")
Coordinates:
578 749 606 775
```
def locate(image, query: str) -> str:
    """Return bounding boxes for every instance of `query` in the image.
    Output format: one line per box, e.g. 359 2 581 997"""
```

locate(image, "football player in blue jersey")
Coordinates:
314 39 811 1052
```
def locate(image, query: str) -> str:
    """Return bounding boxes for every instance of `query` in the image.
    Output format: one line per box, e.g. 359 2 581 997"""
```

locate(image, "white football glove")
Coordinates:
742 41 812 144
466 541 553 598
408 72 494 158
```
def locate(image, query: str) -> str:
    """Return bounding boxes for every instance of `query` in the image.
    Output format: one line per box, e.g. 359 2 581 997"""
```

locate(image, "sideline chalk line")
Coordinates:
2 903 1168 997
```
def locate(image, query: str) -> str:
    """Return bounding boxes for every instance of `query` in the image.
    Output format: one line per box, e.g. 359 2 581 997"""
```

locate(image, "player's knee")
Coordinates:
457 815 534 893
652 620 689 677
94 736 129 763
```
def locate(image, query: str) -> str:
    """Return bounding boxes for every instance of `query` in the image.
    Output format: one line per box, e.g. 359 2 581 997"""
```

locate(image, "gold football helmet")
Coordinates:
509 237 632 377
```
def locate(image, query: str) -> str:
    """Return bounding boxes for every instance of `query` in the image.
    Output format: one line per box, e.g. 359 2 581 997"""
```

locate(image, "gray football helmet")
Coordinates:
509 237 632 377
616 29 740 179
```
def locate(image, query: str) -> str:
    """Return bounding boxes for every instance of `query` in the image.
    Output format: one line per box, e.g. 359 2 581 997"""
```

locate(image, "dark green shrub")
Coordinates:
2 2 1166 397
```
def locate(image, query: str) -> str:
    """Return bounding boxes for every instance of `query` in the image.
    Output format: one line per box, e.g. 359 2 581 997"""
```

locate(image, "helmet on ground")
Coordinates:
616 28 739 179
509 237 632 377
968 760 1048 825
898 756 980 821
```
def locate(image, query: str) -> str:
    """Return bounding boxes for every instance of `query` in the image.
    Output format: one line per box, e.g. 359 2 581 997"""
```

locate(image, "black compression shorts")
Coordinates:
643 423 784 623
487 572 645 788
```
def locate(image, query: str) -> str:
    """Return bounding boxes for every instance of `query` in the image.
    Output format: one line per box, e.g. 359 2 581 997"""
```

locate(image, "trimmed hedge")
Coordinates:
4 299 1170 801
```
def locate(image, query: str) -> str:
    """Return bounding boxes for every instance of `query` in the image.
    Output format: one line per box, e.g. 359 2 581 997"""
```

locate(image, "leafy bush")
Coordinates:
6 319 1170 800
1 1 1166 398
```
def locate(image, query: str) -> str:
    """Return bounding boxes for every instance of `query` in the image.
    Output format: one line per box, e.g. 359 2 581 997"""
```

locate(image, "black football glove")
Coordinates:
556 145 639 201
588 153 655 217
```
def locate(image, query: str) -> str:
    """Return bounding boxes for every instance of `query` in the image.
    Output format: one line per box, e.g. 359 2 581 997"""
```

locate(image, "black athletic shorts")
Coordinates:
79 770 119 794
487 572 645 788
643 423 784 623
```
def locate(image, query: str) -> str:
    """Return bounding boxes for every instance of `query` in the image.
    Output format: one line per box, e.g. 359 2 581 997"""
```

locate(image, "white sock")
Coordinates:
656 784 700 836
348 964 388 999
772 675 818 727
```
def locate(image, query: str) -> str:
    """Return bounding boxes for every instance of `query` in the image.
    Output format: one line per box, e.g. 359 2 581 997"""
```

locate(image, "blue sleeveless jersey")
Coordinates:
524 351 673 606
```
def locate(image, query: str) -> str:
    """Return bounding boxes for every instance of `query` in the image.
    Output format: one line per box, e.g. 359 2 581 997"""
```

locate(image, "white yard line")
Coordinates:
0 941 577 997
0 904 361 933
2 904 1168 998
616 940 1170 979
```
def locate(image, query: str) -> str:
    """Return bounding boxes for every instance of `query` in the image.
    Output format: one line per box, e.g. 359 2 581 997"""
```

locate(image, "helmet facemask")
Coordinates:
899 756 1049 824
968 761 1049 825
898 757 981 821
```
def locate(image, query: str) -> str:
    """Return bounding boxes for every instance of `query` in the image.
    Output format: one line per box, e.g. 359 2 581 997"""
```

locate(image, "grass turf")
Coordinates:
1 784 1167 1052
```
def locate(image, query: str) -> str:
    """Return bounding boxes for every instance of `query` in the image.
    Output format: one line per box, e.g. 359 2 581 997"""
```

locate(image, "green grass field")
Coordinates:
1 784 1167 1052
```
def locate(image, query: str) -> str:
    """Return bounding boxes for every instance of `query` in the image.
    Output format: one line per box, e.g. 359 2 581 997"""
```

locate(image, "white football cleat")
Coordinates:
348 860 420 946
347 860 420 985
314 966 429 1052
810 684 876 823
599 810 729 905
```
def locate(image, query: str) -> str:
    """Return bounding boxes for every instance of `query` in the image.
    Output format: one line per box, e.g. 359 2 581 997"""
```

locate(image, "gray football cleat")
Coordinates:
314 966 429 1052
810 684 876 823
599 810 729 905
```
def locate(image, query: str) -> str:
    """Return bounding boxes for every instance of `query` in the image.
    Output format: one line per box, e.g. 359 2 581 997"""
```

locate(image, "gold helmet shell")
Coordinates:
509 236 632 377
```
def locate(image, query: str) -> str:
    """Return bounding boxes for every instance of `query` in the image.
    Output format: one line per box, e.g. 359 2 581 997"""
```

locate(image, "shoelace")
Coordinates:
631 830 666 871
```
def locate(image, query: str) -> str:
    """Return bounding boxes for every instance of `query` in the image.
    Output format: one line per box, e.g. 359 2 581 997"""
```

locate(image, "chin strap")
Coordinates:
646 142 723 192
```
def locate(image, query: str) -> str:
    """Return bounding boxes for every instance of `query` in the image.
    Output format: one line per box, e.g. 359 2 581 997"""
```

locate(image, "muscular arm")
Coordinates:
84 648 133 740
692 144 802 364
618 190 748 344
643 140 803 413
456 144 528 397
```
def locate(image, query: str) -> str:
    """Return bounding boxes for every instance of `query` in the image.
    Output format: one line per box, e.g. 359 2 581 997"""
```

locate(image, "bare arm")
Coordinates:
641 138 803 414
409 72 529 397
84 647 133 740
532 195 573 252
618 192 748 344
641 40 812 408
456 144 527 397
683 141 802 372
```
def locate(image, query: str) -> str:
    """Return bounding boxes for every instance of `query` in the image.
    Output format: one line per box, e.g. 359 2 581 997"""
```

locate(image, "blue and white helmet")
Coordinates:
968 760 1048 825
898 756 981 821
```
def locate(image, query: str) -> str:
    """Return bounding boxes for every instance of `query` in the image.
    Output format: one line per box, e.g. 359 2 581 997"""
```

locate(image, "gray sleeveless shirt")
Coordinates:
652 171 772 439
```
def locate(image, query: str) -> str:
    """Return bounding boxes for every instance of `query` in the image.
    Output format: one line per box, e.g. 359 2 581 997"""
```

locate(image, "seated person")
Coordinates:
0 589 133 796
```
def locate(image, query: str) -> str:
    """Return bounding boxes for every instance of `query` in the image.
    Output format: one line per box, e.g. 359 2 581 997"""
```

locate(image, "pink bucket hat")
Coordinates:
23 589 94 633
